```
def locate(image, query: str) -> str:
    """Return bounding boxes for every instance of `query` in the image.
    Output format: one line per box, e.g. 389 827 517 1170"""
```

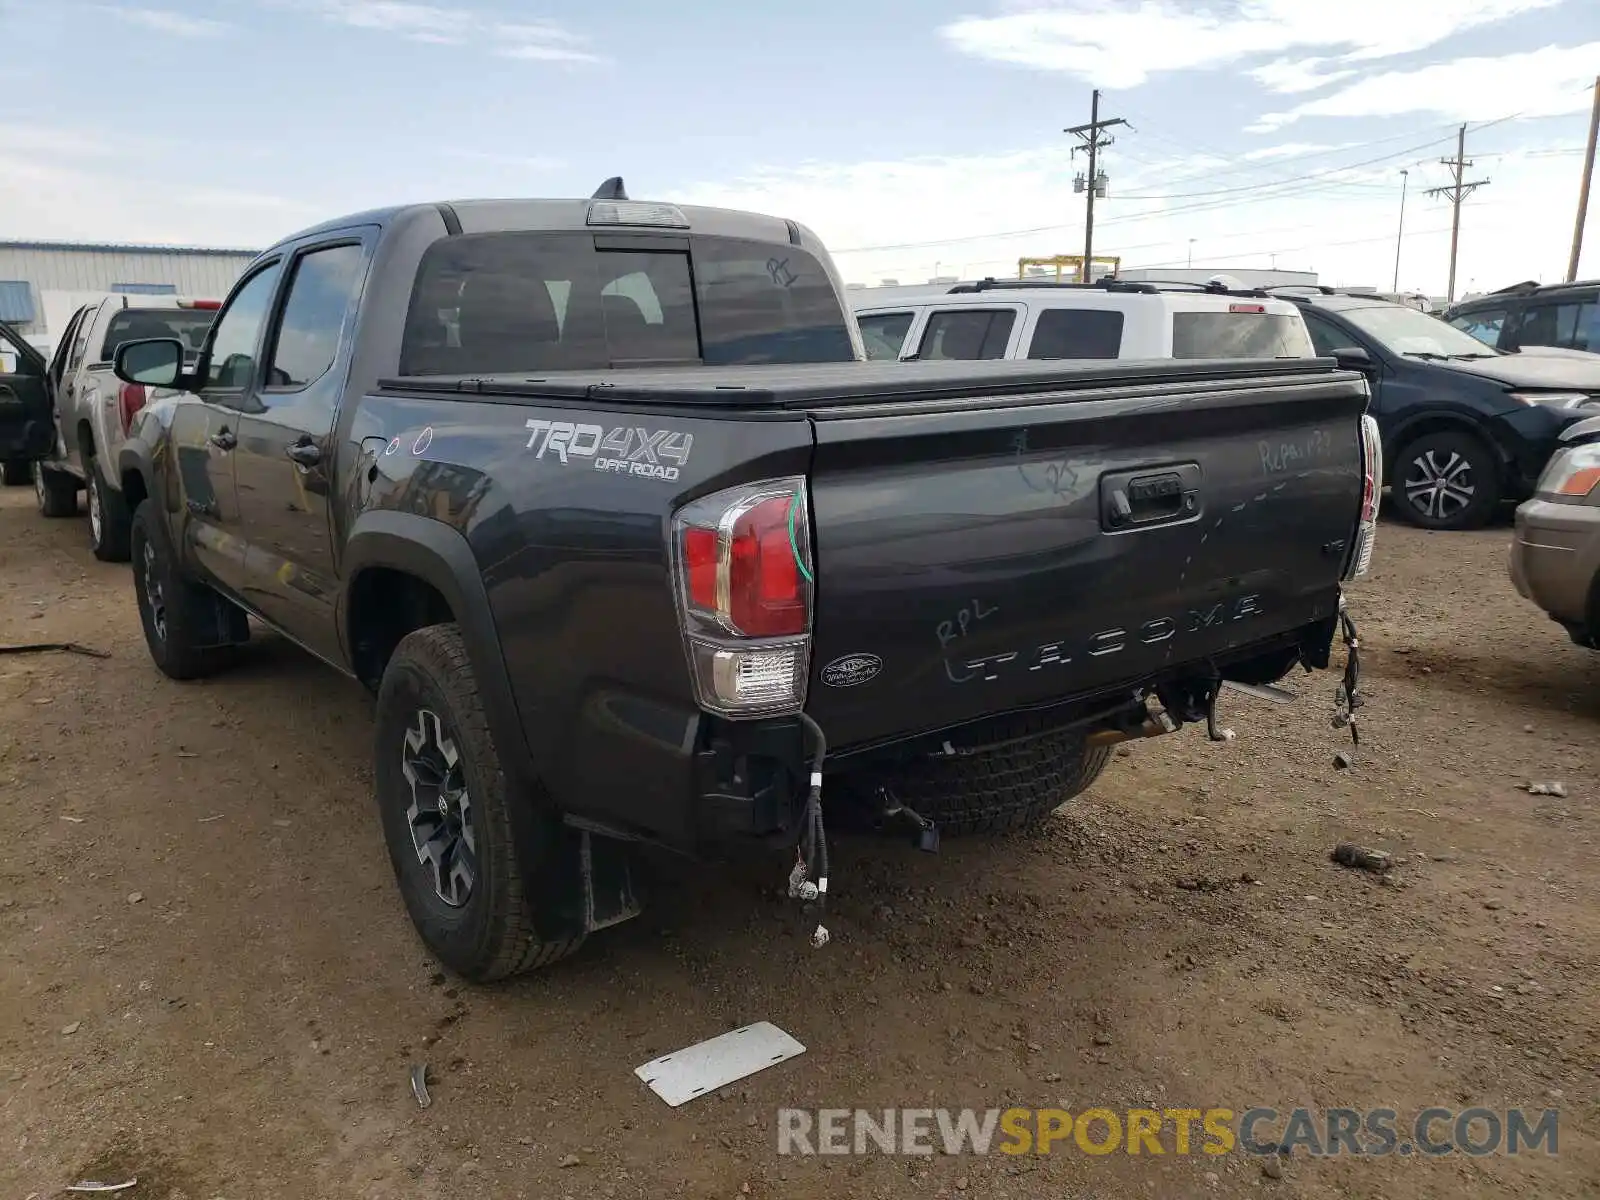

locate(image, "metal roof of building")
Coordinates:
0 239 261 257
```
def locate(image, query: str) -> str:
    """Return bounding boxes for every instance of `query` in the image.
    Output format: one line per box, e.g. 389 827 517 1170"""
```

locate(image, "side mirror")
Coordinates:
1331 345 1374 373
114 338 186 389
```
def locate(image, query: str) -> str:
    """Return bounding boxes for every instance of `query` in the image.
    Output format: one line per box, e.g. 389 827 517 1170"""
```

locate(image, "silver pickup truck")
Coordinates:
30 294 218 559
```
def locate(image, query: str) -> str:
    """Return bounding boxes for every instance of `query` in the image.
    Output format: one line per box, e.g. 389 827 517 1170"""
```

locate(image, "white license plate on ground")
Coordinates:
635 1021 806 1107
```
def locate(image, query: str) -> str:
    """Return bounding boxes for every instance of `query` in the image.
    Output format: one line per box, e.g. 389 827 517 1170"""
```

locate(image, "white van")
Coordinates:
851 277 1315 364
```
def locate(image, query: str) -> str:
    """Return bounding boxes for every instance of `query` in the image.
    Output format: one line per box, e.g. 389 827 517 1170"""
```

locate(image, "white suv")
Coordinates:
852 277 1315 364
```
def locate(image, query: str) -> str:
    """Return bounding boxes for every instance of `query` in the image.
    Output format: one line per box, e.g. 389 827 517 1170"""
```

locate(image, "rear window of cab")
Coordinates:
400 231 856 375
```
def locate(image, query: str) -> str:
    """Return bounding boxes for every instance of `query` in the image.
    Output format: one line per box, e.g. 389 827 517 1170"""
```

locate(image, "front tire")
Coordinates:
33 462 77 518
130 499 241 680
87 461 132 562
1 459 31 486
873 726 1113 837
375 624 584 981
1392 429 1501 531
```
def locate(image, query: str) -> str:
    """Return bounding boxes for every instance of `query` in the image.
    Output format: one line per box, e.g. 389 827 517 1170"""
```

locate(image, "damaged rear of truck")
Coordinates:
109 193 1379 980
383 355 1379 964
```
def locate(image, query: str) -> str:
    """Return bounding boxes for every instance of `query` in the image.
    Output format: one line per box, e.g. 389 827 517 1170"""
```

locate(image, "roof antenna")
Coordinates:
592 177 628 201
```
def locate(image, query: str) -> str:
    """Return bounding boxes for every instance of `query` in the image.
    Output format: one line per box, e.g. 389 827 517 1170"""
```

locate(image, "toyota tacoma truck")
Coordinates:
108 183 1382 981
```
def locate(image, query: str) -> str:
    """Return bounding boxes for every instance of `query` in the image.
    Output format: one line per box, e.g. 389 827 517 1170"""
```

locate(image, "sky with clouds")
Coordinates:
2 0 1598 298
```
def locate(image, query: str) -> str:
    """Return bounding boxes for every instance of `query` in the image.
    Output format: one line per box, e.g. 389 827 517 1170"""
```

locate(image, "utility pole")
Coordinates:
1392 169 1409 292
1065 89 1126 282
1425 124 1490 302
1567 75 1600 282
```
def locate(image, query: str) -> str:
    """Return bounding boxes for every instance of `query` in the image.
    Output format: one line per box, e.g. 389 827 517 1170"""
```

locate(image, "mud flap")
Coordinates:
580 829 642 932
528 823 643 939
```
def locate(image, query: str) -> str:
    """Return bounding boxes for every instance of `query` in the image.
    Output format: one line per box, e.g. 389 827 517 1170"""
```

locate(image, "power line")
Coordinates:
831 174 1410 256
1115 130 1465 200
830 110 1543 259
831 119 1522 255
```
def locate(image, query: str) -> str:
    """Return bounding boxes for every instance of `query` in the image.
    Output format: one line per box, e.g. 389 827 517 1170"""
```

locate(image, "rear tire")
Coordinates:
1391 429 1501 531
1 460 31 486
87 461 132 563
875 727 1113 837
33 462 77 518
130 499 241 680
375 624 584 981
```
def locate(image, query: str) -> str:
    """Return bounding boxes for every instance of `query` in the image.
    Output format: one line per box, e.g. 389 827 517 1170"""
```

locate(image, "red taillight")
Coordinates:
684 526 718 610
672 478 814 716
1358 415 1381 523
1229 303 1266 314
118 382 147 435
179 299 222 310
1345 414 1383 581
727 496 804 637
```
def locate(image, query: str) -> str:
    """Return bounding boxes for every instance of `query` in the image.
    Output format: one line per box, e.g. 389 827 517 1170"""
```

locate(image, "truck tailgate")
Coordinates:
804 366 1367 750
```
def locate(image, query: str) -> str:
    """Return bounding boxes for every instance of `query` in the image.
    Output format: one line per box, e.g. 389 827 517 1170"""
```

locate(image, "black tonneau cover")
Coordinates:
379 356 1357 410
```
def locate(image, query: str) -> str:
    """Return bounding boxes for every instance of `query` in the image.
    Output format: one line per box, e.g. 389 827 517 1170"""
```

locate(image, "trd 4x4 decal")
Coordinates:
524 419 694 482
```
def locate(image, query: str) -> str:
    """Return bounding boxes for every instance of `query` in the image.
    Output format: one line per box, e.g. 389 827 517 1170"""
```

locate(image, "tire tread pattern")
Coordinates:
381 624 584 980
887 725 1113 836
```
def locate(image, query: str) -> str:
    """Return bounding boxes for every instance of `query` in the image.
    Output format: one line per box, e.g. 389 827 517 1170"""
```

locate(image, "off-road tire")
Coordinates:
33 462 77 518
375 624 584 981
1391 429 1502 531
1 459 31 486
130 499 240 680
885 727 1113 837
87 460 132 562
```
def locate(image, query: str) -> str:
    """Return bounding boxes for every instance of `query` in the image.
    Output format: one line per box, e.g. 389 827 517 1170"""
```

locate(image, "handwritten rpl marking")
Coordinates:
937 599 998 650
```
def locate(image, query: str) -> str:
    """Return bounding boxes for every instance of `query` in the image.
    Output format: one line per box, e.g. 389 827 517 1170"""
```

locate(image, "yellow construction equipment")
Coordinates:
1018 254 1121 283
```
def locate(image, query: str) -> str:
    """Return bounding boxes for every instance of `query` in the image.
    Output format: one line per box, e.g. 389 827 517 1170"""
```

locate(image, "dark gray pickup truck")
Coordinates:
106 184 1381 980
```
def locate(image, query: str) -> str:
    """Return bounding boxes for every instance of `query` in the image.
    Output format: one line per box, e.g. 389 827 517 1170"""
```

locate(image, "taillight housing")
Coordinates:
118 382 148 436
1344 414 1382 581
671 476 814 717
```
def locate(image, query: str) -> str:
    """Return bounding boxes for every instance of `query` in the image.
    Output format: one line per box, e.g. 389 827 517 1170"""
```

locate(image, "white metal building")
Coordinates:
0 241 260 354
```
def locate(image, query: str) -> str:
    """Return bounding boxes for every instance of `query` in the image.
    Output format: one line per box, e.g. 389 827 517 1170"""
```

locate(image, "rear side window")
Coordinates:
100 309 215 363
267 243 368 387
858 311 913 360
1028 308 1123 359
1515 301 1600 352
918 309 1014 360
1170 311 1313 359
1447 307 1507 347
400 232 853 375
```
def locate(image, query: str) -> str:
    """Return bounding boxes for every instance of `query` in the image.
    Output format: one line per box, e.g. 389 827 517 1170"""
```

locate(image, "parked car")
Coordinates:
0 321 52 486
1510 414 1600 648
851 277 1315 363
1271 287 1600 531
29 295 219 559
1443 279 1600 355
107 185 1379 982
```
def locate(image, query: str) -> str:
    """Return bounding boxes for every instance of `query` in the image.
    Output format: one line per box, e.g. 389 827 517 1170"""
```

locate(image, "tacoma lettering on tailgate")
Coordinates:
944 595 1264 683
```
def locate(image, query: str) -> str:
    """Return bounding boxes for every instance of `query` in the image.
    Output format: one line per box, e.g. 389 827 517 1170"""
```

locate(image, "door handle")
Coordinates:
1100 463 1203 532
208 428 236 451
285 438 321 467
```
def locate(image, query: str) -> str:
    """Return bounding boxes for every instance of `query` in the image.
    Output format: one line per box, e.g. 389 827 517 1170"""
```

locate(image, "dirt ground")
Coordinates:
2 484 1598 1200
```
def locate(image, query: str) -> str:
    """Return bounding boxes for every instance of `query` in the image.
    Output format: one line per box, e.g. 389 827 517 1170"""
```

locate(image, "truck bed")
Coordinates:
381 357 1368 758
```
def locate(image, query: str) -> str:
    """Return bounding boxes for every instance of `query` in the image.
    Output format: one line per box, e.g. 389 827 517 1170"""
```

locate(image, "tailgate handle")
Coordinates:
1102 464 1202 531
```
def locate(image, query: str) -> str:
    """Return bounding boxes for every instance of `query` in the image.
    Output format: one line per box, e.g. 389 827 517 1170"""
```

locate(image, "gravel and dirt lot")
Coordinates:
2 485 1598 1200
